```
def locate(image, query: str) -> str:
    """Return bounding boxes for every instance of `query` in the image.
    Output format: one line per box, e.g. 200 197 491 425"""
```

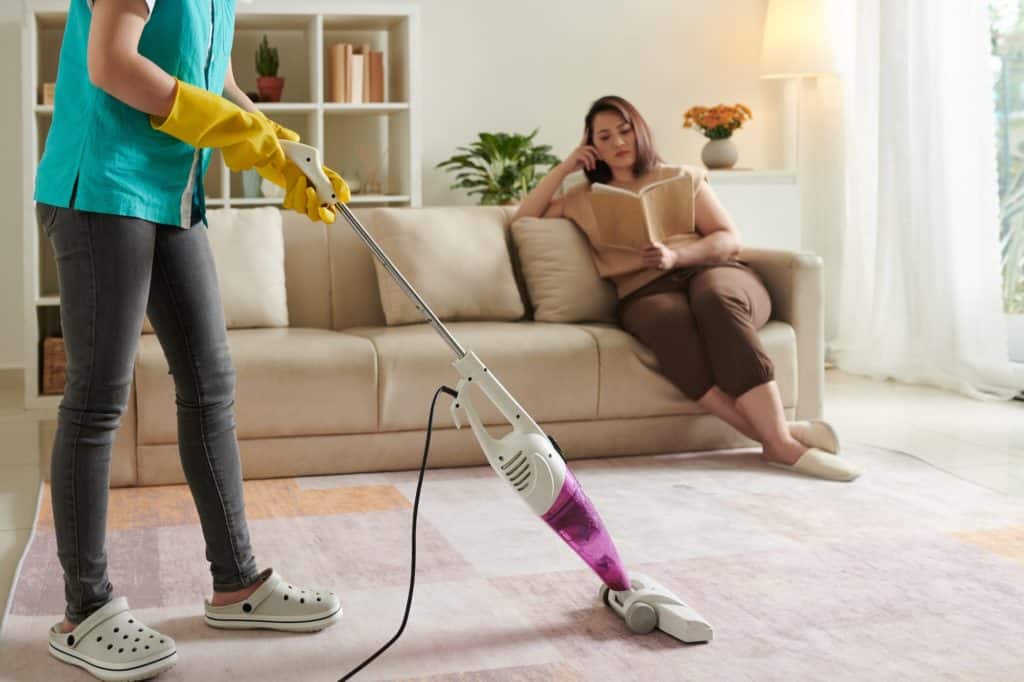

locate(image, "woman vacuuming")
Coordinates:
35 1 349 679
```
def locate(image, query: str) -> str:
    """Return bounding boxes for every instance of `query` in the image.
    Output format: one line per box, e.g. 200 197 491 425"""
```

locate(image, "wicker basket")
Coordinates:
42 336 66 395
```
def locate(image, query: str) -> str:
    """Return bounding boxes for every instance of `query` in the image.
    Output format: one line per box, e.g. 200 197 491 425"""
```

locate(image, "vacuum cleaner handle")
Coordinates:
279 140 339 206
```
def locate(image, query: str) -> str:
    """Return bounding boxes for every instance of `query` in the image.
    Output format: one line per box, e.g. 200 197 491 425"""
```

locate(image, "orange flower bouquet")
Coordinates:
683 104 753 140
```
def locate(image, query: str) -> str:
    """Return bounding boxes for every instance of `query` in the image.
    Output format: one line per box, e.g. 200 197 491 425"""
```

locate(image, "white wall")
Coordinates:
417 0 780 204
0 0 781 370
0 6 23 370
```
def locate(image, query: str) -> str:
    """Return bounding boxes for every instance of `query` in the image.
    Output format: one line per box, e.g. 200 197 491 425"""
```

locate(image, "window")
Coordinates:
992 0 1024 316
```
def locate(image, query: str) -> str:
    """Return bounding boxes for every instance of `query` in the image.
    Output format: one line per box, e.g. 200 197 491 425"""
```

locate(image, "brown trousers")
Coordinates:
616 263 774 400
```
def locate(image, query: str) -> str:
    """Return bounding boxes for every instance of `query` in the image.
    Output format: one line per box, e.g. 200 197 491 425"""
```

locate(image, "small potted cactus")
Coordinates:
255 35 284 102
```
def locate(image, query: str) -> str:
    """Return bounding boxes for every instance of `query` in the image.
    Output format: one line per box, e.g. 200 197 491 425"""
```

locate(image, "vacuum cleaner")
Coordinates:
281 141 714 676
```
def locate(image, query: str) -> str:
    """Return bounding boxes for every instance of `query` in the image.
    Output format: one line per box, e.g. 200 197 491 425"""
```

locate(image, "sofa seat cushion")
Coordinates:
577 321 798 419
346 322 600 431
135 328 378 445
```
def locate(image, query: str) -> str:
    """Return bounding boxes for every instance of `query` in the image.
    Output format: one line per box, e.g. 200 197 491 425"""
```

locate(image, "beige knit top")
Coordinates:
561 164 709 299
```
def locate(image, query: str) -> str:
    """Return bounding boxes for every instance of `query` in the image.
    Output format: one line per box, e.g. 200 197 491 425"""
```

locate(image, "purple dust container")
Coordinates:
540 469 631 591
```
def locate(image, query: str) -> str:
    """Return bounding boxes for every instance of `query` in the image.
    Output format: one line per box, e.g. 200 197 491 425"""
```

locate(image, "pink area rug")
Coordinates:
3 445 1024 681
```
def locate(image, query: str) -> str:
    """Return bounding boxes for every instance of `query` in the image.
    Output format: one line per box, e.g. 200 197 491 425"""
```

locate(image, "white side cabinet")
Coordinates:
708 170 801 252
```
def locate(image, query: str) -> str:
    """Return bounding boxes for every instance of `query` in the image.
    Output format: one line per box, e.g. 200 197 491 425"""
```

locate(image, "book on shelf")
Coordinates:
349 54 364 104
369 51 385 103
357 43 371 103
327 43 352 102
587 173 698 250
40 82 56 105
326 43 386 103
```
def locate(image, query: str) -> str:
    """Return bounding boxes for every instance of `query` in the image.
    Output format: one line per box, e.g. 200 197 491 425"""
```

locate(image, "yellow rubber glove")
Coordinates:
251 111 351 223
282 165 351 224
253 112 301 188
261 113 300 144
150 80 286 172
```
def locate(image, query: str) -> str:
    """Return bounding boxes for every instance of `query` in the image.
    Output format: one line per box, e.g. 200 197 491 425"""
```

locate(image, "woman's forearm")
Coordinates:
88 2 177 117
512 163 571 221
223 80 258 113
222 62 259 113
673 230 741 268
90 50 178 117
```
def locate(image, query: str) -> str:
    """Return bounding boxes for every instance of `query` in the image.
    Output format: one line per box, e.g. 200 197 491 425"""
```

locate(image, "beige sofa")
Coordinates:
86 206 823 488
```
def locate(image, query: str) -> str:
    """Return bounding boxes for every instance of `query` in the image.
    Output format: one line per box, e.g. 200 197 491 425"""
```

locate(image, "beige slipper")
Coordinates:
769 448 862 482
204 568 342 633
789 419 840 454
47 597 177 681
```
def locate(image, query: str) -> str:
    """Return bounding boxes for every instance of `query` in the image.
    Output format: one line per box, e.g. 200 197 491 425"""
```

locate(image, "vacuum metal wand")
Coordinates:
333 201 467 359
279 140 466 359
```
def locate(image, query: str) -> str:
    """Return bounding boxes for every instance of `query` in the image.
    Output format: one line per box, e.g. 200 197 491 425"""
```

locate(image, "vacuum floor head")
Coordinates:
601 573 714 643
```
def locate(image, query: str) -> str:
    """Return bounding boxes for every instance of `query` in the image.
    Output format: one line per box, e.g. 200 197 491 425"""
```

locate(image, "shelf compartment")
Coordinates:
324 111 410 200
231 16 317 104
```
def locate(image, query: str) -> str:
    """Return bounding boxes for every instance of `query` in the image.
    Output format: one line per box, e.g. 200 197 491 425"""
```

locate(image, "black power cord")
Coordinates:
338 384 458 681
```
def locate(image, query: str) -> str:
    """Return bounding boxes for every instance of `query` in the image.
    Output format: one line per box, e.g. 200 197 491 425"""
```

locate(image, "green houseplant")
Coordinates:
255 35 284 102
436 130 560 205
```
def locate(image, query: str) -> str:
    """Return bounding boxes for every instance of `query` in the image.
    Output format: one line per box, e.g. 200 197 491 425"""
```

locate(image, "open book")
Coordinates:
587 172 698 250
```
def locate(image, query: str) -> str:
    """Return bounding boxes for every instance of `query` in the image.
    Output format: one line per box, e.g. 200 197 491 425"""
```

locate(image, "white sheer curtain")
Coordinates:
827 0 1021 399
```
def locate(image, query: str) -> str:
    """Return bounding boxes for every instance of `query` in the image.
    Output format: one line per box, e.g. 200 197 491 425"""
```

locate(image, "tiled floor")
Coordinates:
1 369 1022 635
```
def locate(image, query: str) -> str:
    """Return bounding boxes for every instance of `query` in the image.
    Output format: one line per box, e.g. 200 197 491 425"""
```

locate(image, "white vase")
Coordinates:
701 138 738 169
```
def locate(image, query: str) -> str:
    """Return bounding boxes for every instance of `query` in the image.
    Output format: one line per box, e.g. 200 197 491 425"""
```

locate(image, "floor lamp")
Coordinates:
760 0 839 171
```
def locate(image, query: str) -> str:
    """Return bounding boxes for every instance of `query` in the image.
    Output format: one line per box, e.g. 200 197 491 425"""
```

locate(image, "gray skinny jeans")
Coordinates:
37 202 261 624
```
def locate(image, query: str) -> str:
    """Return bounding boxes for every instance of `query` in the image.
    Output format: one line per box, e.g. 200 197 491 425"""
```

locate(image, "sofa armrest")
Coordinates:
739 247 825 420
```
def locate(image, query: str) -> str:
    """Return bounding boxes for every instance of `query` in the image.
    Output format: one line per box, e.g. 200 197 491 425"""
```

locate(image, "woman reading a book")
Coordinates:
513 95 861 482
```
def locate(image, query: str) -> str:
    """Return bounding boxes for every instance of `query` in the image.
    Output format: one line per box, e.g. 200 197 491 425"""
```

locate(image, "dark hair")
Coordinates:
583 95 661 184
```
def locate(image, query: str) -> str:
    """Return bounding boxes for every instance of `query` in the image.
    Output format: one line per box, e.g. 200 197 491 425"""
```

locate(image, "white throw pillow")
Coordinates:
143 207 289 332
510 217 618 323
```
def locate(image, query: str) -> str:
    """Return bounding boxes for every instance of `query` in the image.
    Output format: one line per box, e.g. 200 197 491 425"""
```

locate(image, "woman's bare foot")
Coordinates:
56 617 77 634
210 571 270 607
761 436 808 466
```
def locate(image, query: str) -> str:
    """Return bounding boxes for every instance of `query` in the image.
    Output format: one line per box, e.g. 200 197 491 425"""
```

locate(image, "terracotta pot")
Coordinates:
256 76 285 102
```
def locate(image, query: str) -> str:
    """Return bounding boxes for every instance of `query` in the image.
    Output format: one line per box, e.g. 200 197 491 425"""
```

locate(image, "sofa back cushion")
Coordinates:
510 217 618 323
206 207 290 329
327 207 389 329
281 211 332 329
141 207 292 333
364 206 526 326
282 205 528 331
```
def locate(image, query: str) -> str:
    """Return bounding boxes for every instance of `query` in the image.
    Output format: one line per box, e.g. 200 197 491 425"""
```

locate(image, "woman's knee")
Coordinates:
204 361 237 405
171 352 236 408
60 368 132 430
621 295 694 335
690 285 749 321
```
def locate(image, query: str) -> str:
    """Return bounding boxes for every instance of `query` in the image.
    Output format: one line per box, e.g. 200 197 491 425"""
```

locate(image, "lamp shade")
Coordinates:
760 0 838 78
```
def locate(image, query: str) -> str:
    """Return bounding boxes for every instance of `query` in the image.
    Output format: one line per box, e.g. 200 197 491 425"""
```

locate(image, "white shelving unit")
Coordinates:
21 1 422 409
